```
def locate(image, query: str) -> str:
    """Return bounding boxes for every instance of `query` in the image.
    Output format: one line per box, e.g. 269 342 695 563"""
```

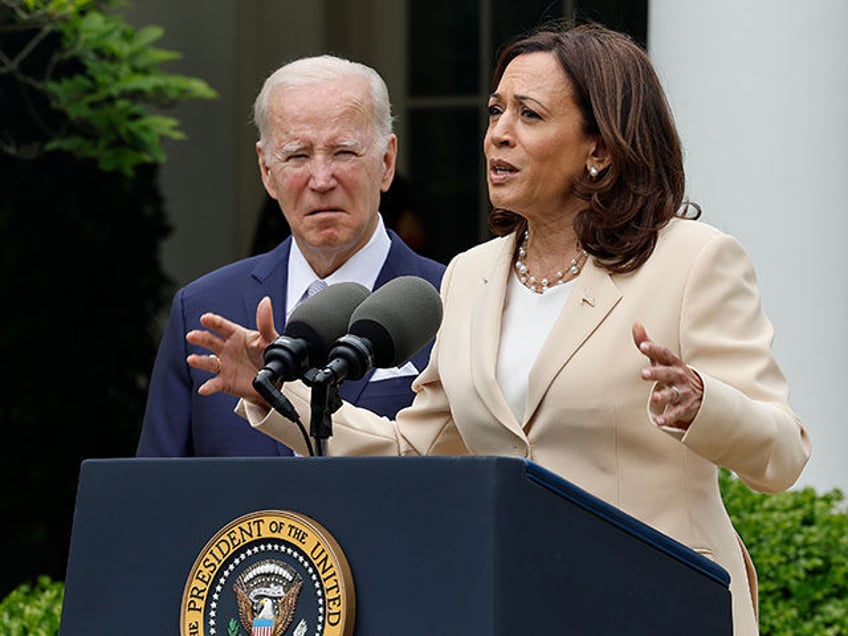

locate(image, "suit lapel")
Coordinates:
243 238 292 333
524 259 621 423
244 239 295 457
470 237 526 436
325 232 421 402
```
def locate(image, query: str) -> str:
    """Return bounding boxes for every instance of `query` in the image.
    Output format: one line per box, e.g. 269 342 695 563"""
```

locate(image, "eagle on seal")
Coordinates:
234 560 303 636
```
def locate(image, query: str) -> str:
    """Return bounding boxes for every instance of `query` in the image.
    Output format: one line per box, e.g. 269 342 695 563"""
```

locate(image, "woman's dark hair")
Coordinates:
488 22 698 273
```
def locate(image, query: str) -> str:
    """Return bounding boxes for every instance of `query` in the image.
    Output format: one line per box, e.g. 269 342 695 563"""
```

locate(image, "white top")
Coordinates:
496 272 576 420
285 214 391 321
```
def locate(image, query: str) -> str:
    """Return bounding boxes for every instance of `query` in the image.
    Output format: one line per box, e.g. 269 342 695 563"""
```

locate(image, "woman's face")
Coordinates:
484 51 599 223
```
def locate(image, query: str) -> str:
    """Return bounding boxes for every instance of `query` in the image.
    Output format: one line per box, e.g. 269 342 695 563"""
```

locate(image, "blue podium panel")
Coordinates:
60 457 731 635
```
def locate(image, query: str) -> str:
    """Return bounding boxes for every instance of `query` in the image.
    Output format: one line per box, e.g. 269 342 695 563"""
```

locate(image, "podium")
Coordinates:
60 457 731 635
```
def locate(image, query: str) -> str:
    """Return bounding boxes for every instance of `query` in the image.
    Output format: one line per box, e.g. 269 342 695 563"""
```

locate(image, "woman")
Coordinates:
189 24 810 635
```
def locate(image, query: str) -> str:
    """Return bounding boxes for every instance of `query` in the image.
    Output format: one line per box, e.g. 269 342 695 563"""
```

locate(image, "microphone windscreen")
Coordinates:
284 281 370 365
348 276 442 368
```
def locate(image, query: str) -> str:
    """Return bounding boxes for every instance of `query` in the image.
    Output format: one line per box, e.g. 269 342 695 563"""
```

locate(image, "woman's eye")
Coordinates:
521 108 541 120
487 104 502 117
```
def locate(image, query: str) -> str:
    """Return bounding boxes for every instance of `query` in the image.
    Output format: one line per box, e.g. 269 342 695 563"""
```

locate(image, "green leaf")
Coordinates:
130 24 166 51
8 0 217 175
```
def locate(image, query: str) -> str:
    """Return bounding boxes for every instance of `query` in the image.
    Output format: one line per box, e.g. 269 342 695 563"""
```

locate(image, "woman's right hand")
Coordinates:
186 296 280 404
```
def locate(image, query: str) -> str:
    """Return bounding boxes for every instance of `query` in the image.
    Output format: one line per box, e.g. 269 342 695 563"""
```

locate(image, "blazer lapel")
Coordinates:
524 259 622 423
244 239 296 457
244 238 292 333
470 237 526 436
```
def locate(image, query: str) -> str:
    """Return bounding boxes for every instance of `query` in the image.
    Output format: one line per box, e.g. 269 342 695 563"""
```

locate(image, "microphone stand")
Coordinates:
302 368 342 457
253 372 316 457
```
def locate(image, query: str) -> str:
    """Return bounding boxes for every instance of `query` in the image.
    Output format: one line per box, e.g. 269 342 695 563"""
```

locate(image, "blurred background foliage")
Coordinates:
0 577 63 636
0 0 215 596
719 470 848 635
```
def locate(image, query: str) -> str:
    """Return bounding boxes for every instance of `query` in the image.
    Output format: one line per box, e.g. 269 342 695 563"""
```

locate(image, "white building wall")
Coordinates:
649 0 848 493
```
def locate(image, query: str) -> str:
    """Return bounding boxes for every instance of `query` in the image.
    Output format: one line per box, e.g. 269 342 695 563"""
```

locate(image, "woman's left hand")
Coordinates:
632 322 703 430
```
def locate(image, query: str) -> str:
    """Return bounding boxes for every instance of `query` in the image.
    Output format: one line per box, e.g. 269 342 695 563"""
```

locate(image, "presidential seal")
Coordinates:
180 510 355 636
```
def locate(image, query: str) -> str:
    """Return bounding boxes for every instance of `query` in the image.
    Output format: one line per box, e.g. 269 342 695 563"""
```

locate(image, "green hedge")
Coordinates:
0 577 63 636
720 470 848 635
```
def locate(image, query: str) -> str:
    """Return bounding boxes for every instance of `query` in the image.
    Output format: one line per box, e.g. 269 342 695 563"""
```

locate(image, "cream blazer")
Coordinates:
244 218 811 636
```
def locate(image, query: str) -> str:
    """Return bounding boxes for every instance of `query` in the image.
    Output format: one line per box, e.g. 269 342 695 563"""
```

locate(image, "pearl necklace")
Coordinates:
514 230 587 294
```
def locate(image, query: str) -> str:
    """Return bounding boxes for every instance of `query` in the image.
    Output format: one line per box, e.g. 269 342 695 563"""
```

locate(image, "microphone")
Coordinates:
316 276 443 384
254 281 371 386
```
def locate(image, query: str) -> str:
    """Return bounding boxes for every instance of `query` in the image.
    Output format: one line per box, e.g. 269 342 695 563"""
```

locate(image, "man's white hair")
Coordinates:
253 54 394 151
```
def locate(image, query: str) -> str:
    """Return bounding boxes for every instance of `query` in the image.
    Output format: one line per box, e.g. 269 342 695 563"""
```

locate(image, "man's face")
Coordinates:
257 76 396 273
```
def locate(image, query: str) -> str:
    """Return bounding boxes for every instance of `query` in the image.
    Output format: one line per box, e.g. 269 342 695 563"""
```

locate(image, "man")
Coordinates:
136 55 445 456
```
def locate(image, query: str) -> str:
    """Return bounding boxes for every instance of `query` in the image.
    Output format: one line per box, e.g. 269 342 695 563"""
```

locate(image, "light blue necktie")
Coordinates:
305 279 327 300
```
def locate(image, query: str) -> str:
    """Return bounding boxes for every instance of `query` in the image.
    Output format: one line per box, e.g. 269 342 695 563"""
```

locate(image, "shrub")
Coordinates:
0 577 63 636
0 0 215 596
720 470 848 635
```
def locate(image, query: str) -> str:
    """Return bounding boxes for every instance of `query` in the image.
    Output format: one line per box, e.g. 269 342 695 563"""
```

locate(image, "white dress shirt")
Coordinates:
496 273 576 420
284 214 392 321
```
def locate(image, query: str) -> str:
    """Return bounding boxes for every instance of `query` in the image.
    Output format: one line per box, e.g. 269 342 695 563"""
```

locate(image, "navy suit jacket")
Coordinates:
136 230 445 456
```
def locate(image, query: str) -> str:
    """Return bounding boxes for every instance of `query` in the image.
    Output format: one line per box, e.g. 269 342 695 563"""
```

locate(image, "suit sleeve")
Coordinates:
136 291 193 456
242 257 469 457
659 233 811 492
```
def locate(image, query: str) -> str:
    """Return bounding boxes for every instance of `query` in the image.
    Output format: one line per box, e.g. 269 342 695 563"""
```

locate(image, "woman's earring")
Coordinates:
588 165 599 180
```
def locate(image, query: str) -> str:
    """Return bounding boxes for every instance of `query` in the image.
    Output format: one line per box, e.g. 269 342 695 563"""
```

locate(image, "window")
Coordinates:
403 0 646 263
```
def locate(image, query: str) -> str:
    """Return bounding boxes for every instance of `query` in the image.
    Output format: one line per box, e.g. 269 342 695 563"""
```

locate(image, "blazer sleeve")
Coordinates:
241 257 469 457
136 291 193 456
656 232 811 493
